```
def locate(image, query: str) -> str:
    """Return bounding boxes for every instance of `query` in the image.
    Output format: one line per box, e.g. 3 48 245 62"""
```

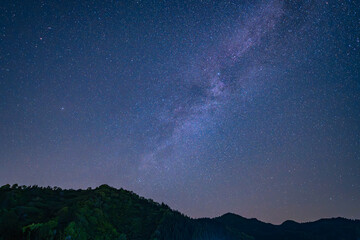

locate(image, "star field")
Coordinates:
0 0 359 224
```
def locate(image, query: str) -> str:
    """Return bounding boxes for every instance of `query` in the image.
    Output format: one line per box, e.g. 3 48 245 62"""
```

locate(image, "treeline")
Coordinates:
0 184 172 240
0 184 359 240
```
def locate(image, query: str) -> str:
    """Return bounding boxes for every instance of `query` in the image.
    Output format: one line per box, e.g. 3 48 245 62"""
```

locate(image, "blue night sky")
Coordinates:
0 0 359 224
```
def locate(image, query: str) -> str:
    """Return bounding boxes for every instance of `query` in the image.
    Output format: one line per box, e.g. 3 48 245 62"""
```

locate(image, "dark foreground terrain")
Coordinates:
0 184 359 240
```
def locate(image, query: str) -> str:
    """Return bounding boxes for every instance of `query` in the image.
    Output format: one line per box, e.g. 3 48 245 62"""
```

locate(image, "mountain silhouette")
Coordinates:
0 184 359 240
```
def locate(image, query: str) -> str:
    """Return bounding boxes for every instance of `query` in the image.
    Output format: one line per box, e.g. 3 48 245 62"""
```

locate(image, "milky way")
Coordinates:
139 1 284 174
1 0 359 223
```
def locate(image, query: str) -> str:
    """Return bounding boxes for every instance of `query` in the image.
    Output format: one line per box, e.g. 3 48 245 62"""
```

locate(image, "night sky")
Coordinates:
1 0 359 224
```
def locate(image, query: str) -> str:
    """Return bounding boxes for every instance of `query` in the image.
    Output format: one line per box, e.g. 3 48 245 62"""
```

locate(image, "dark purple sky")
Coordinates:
1 0 359 224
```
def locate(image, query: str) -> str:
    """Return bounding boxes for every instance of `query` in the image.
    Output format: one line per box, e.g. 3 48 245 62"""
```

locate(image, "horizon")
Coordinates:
2 183 359 225
1 0 359 225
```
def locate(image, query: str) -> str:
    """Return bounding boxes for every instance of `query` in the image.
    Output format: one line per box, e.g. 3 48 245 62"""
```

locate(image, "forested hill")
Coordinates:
0 184 359 240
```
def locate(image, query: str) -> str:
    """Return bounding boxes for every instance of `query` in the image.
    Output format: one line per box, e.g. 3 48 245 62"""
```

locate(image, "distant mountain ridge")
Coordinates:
214 213 360 240
0 184 359 240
